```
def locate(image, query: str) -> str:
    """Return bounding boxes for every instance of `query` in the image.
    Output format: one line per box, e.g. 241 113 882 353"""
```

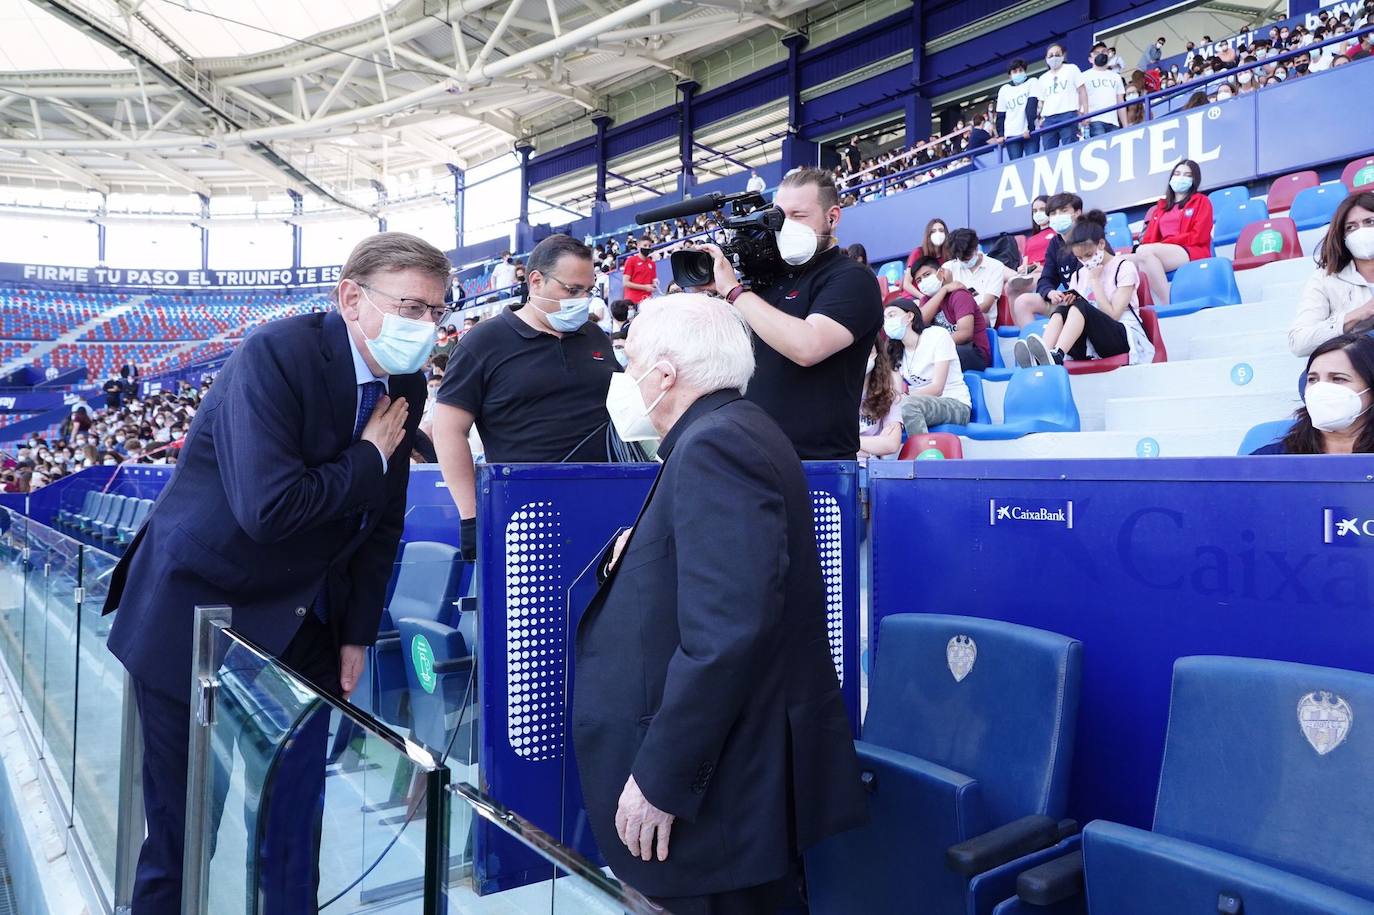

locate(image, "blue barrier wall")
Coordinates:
867 456 1374 829
471 462 862 894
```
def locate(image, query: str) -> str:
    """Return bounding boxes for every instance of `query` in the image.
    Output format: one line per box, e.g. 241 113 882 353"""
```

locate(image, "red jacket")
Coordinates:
1141 192 1213 261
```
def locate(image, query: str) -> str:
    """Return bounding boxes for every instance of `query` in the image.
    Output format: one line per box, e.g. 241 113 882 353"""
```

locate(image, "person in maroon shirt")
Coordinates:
622 238 659 304
909 255 991 371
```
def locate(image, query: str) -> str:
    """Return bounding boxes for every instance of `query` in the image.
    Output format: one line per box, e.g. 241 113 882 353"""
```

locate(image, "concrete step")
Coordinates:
1186 331 1294 360
1234 257 1314 304
1104 389 1298 433
958 426 1262 459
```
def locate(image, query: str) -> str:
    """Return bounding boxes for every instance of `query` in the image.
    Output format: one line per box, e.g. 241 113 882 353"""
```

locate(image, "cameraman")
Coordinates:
702 168 883 460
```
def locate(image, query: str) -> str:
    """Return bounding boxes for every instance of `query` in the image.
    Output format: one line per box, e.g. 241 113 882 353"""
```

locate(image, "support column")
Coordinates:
515 141 535 252
780 32 816 171
592 114 612 236
677 81 698 198
198 194 210 271
905 1 931 148
96 193 107 266
288 190 303 272
448 164 465 251
370 179 388 232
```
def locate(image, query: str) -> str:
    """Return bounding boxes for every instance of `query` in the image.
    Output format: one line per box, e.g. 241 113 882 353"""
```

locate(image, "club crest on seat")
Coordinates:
1297 690 1353 756
947 635 977 683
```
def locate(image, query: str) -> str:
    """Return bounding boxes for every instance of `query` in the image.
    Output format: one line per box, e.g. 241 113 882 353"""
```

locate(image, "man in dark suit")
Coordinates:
573 294 867 914
103 232 451 914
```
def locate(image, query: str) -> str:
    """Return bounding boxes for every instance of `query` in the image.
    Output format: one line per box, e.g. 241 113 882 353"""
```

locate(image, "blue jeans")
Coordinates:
1005 136 1030 160
1039 113 1080 150
1087 120 1116 138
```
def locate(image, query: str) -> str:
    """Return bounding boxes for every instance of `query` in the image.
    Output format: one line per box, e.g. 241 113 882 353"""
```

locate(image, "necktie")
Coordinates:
315 380 387 624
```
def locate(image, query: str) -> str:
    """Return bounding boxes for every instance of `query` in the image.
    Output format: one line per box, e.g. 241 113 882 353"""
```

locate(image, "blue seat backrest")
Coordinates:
1154 657 1374 900
1105 212 1132 252
878 261 905 285
964 372 990 424
1289 183 1343 229
1212 199 1268 243
80 490 98 516
1003 365 1079 429
112 498 137 529
98 495 124 525
1018 318 1048 340
1170 257 1240 305
985 329 1004 369
865 614 1082 825
1237 419 1292 454
388 540 462 624
1207 185 1250 208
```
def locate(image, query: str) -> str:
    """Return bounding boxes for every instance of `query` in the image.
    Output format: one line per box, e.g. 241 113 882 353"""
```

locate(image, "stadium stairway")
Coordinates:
974 258 1310 459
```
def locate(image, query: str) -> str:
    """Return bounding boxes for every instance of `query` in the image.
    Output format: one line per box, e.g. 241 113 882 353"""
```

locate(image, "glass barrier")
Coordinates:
186 611 657 914
0 510 27 686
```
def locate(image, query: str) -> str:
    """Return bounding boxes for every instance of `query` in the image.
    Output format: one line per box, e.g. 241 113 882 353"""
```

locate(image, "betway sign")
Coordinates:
984 108 1222 214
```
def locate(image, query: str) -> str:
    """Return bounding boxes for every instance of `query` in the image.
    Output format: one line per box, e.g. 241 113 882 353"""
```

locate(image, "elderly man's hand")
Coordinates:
615 775 675 862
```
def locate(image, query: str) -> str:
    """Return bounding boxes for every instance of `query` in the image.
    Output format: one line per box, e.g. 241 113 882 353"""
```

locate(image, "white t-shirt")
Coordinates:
491 261 517 289
899 327 971 406
746 174 766 193
943 254 1007 313
1035 63 1086 118
996 79 1036 136
1083 68 1125 125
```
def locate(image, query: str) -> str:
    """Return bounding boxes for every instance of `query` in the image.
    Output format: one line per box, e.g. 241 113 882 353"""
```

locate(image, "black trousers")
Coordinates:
1051 301 1129 361
956 342 989 372
650 874 793 915
130 613 339 915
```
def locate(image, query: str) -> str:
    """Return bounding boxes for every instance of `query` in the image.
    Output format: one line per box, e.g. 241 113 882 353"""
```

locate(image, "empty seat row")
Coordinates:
57 490 154 547
806 614 1374 915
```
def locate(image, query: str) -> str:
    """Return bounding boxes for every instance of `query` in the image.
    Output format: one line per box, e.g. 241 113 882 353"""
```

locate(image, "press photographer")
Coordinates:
694 168 882 460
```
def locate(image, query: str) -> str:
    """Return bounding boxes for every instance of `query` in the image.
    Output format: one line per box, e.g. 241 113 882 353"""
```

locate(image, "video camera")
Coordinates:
634 190 787 289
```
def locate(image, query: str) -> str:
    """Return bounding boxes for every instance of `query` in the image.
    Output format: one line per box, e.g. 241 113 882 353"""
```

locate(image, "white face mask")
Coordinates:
359 288 438 375
1345 226 1374 260
1032 209 1049 226
1081 249 1106 269
930 230 947 246
1047 54 1064 69
605 362 668 442
1306 381 1371 432
883 315 909 341
917 274 942 297
776 218 823 266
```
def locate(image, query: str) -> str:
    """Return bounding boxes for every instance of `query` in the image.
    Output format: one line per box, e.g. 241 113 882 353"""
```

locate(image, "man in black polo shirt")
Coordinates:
704 167 883 460
433 234 619 558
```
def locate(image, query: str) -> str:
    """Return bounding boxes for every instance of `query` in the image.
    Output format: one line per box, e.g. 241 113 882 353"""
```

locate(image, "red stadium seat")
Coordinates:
1065 306 1165 375
996 291 1014 328
878 275 890 298
1343 156 1374 192
1265 170 1319 215
1232 218 1302 271
898 432 963 460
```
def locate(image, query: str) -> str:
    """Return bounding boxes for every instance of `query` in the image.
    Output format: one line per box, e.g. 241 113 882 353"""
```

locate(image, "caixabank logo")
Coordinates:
989 498 1074 529
1323 508 1374 546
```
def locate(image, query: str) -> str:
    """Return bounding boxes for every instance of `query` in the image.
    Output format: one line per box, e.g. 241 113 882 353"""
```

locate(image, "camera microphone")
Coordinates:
635 194 726 225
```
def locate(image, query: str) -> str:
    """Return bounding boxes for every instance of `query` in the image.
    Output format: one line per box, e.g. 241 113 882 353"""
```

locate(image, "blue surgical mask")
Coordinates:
536 293 591 332
614 349 628 367
1049 213 1074 234
1010 72 1028 84
359 289 437 375
1169 175 1194 195
961 253 981 270
883 316 908 341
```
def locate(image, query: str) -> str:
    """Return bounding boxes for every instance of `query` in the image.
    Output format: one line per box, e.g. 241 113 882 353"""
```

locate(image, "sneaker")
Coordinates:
1025 333 1051 366
1013 339 1033 368
1048 347 1066 366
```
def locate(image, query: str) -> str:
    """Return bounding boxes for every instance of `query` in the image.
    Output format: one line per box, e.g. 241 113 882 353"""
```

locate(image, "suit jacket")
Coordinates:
571 390 867 898
104 310 423 699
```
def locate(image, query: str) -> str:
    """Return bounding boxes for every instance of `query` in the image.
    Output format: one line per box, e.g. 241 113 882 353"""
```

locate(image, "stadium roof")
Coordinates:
0 0 832 214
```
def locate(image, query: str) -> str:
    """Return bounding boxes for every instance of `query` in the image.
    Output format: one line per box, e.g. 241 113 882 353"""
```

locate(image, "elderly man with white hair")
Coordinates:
571 294 867 915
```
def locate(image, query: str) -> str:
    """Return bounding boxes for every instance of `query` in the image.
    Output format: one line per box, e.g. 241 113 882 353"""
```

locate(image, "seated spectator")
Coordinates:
909 256 991 371
1133 159 1213 306
1289 190 1374 356
884 299 972 433
1255 333 1374 454
609 297 634 334
846 243 875 272
902 218 950 296
941 228 1010 322
610 329 628 367
1014 191 1084 326
1023 195 1057 266
858 340 904 461
1016 210 1154 367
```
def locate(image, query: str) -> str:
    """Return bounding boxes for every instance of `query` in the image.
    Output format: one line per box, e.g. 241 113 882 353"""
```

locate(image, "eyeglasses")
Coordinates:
546 274 595 298
1344 216 1374 234
359 283 450 323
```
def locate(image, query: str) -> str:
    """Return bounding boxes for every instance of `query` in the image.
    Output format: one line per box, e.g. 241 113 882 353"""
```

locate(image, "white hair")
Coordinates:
630 293 755 394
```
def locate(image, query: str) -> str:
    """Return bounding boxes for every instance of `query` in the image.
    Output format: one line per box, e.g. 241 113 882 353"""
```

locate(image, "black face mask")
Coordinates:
1094 53 1109 67
639 248 650 257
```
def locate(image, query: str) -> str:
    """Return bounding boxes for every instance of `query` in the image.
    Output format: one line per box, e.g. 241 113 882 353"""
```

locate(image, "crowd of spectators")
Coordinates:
3 375 205 493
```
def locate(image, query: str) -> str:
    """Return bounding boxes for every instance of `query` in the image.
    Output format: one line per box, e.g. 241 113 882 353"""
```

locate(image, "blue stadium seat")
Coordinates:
1288 183 1346 231
877 261 905 287
1210 197 1268 247
1153 257 1242 319
118 499 153 544
807 614 1083 915
58 490 97 530
931 372 990 432
939 366 1079 440
80 493 117 533
369 541 466 727
395 614 477 761
1237 419 1292 454
1023 657 1374 914
981 328 1016 381
1105 212 1132 253
98 496 135 542
1206 185 1250 210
